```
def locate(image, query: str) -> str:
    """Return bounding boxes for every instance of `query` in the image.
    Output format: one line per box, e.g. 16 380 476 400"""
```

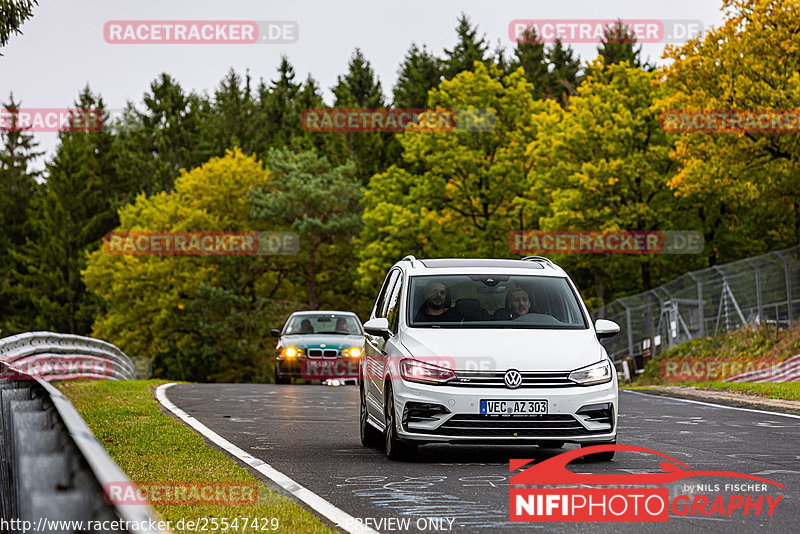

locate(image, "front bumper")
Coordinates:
276 356 360 380
392 379 617 444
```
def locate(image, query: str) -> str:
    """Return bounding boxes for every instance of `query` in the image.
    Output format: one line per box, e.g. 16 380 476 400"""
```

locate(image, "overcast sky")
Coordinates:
1 0 728 166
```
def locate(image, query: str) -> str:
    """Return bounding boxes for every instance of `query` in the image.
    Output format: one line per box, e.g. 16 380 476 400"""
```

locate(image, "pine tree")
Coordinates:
259 55 301 151
443 14 489 79
546 38 582 104
0 93 42 334
510 26 549 99
392 44 442 108
201 69 259 156
113 73 205 195
0 0 38 52
333 48 385 107
15 88 118 334
332 49 393 183
595 20 654 71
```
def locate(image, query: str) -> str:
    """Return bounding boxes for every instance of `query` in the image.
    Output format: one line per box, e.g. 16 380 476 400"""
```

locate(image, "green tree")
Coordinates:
258 55 302 152
358 62 557 291
443 14 489 79
545 38 582 104
595 20 654 71
0 0 37 51
392 43 442 108
113 73 205 196
249 148 362 309
84 148 299 381
510 26 549 99
16 88 118 333
332 48 396 182
0 93 42 334
527 61 702 308
663 0 800 257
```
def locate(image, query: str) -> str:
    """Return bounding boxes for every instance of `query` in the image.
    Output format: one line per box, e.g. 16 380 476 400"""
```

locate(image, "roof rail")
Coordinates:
521 256 555 268
401 254 417 266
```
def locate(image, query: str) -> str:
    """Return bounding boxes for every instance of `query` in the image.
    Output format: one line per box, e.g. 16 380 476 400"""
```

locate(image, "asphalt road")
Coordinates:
164 384 800 533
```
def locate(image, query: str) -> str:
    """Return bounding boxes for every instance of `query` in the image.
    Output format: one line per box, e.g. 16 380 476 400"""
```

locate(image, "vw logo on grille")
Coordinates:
504 369 522 389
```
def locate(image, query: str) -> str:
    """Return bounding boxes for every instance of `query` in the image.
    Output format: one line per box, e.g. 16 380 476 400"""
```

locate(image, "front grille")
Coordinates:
307 349 339 358
450 371 575 388
414 414 607 437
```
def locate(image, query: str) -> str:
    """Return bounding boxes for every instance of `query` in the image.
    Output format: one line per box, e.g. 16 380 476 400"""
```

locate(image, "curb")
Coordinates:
625 386 800 416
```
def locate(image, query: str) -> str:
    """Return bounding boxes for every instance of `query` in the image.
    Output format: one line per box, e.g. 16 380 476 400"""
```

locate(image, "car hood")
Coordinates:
399 328 602 372
280 334 364 349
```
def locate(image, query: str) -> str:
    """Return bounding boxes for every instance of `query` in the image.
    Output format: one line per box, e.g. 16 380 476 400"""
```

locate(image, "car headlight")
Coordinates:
399 358 455 385
282 347 301 358
569 360 612 386
344 347 362 358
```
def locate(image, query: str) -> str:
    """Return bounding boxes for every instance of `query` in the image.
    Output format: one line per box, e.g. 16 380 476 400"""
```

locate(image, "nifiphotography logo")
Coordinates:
510 444 785 522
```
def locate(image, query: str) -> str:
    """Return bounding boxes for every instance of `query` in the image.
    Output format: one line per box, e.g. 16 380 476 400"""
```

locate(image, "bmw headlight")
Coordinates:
569 360 612 386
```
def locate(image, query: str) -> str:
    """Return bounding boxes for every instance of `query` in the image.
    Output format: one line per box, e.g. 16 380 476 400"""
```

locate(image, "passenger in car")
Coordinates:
493 288 532 320
415 281 460 322
300 319 314 333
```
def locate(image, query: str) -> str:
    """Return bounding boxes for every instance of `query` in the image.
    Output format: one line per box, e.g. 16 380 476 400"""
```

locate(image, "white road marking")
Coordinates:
155 383 378 534
623 390 800 420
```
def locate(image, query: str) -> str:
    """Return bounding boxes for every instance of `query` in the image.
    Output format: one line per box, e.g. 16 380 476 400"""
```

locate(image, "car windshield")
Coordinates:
407 275 587 329
284 314 362 335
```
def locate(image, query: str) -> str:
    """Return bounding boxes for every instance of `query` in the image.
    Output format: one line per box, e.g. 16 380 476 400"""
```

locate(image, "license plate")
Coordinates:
480 400 548 415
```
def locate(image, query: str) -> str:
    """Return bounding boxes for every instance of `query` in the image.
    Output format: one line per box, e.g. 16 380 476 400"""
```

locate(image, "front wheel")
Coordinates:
384 384 417 461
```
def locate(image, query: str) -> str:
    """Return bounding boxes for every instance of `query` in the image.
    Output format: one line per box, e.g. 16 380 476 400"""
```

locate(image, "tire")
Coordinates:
580 438 616 461
360 381 382 447
384 384 417 461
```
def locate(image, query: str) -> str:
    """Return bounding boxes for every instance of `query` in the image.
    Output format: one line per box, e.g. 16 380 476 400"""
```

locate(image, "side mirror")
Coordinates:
363 317 391 339
594 319 620 339
270 329 281 337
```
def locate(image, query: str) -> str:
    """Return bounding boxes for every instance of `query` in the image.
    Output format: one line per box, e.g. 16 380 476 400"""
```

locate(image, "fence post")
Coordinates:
688 272 705 337
775 251 793 326
620 301 634 357
746 259 763 325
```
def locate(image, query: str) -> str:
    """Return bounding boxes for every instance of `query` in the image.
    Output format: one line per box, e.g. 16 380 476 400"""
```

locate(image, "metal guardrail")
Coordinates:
0 333 163 534
0 332 135 381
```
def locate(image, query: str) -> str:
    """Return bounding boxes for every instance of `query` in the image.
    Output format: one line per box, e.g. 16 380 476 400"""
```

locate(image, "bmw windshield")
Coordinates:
284 314 363 335
407 275 588 329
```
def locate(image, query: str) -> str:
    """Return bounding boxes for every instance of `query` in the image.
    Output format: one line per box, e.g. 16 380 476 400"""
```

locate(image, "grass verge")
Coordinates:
57 379 334 534
680 381 800 401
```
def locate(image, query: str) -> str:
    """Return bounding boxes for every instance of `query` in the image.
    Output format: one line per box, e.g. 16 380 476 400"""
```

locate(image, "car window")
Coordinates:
407 275 588 329
374 269 399 319
285 314 363 335
386 276 404 333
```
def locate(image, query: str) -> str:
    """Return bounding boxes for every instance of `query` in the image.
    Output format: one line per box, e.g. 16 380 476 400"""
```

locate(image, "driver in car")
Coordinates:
494 288 532 320
415 281 459 322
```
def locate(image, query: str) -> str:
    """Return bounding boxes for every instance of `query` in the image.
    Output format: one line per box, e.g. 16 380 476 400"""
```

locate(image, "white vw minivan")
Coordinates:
359 256 620 461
